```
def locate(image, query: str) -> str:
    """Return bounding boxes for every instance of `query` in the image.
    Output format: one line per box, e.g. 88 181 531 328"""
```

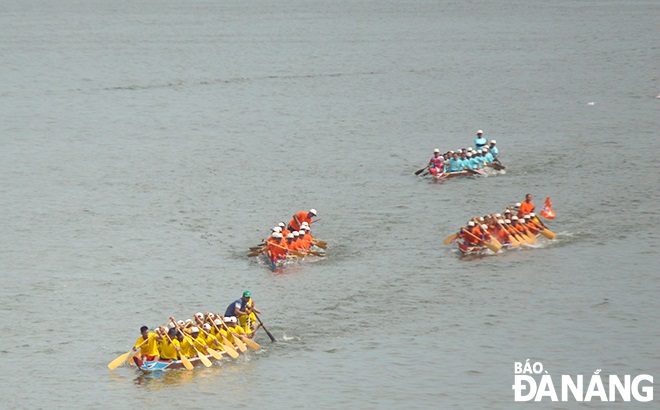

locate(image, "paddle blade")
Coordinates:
180 353 194 371
484 240 501 253
247 251 261 257
108 350 132 370
198 351 212 367
414 167 427 175
206 347 223 360
443 232 459 245
233 335 248 352
539 228 556 239
222 343 240 359
240 335 260 350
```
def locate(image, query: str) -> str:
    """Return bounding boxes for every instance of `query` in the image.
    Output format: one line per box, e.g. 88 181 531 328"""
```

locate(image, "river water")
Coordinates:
1 0 658 408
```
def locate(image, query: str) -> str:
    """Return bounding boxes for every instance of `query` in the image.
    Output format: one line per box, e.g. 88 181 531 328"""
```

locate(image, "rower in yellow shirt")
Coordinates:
159 327 181 361
134 326 160 362
200 323 224 351
178 329 197 358
224 316 247 344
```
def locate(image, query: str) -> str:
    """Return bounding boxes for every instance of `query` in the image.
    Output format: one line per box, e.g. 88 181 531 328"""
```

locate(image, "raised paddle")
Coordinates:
254 313 276 343
108 338 148 370
163 329 194 371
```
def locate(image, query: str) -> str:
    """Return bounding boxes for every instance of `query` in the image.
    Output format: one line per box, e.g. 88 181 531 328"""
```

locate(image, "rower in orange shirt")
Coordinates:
279 222 291 237
265 232 287 261
461 221 483 245
518 193 535 218
297 229 311 250
287 209 317 232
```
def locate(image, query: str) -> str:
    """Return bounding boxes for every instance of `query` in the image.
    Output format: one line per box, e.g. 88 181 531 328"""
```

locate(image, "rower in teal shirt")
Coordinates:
446 152 464 172
474 130 487 151
489 140 498 158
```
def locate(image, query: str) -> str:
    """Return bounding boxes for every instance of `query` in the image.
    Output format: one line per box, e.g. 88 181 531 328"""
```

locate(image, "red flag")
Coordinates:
540 197 555 219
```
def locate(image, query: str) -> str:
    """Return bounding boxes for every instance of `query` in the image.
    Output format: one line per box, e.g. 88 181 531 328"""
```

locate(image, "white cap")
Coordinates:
504 219 511 224
477 130 483 134
202 324 211 331
293 231 299 237
481 224 488 230
450 150 455 154
478 217 484 222
468 221 475 227
275 232 283 239
271 226 280 232
185 319 193 326
167 322 176 329
298 230 305 235
515 203 521 207
483 147 488 151
511 216 519 221
491 140 496 144
504 209 511 213
195 312 203 318
301 221 309 226
190 326 199 333
278 222 286 228
177 320 185 326
309 209 317 215
467 153 472 157
498 220 505 224
286 233 294 239
224 317 232 322
208 313 215 319
495 213 502 218
477 150 482 154
529 213 536 217
524 215 532 219
434 148 440 153
214 319 222 325
467 147 473 151
229 317 238 323
271 232 279 238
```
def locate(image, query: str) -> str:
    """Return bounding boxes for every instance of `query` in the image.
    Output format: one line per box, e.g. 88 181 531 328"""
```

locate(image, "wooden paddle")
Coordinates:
194 327 226 360
490 215 520 247
108 338 148 370
500 220 528 245
164 330 194 371
462 229 501 253
171 318 212 367
254 313 276 342
206 316 240 359
214 315 247 352
531 219 556 239
414 166 428 176
471 218 503 249
443 232 459 245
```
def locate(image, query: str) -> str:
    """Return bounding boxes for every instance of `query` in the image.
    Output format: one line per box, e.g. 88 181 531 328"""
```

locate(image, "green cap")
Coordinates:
243 290 251 298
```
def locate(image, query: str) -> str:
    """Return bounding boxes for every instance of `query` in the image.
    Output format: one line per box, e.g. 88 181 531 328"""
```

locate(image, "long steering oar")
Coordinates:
254 313 276 343
108 338 148 370
163 329 193 371
171 318 212 367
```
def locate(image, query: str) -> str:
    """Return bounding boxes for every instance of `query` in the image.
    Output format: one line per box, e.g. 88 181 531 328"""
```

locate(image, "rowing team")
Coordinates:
248 209 326 260
109 291 262 370
425 143 500 177
446 207 556 253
